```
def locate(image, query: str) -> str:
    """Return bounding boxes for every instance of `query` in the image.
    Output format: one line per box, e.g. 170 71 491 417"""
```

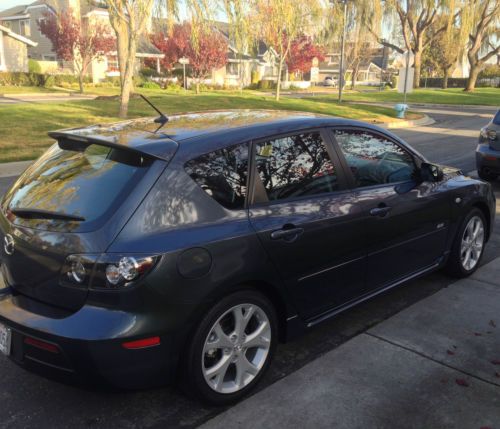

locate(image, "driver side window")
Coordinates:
334 129 416 187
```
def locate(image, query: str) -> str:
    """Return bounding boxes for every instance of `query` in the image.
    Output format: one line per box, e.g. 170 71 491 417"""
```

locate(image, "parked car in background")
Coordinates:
0 110 495 405
323 76 338 87
476 109 500 181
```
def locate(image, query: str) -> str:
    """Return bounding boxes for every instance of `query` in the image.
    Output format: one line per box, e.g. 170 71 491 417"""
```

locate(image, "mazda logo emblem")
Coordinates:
3 234 15 256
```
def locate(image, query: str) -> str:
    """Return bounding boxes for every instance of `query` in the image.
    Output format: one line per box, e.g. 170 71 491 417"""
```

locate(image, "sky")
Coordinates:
0 0 27 12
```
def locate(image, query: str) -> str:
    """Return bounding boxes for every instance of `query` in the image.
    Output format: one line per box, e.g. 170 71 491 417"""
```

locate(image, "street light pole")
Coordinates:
338 0 347 103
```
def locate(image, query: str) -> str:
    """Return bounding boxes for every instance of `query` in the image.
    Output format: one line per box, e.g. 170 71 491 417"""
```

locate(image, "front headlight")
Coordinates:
60 253 160 289
480 127 489 139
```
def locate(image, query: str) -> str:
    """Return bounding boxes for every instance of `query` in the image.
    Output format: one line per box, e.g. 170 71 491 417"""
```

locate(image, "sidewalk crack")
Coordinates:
365 332 500 388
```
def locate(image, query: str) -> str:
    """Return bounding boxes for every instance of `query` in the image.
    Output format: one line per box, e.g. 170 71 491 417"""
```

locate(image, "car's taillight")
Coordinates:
60 254 160 289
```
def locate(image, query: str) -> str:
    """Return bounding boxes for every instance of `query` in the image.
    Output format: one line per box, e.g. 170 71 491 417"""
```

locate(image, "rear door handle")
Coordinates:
370 206 392 217
270 227 304 242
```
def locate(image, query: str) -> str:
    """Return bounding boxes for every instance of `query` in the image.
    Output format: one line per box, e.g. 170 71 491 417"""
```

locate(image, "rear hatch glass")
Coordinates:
3 143 153 232
493 111 500 126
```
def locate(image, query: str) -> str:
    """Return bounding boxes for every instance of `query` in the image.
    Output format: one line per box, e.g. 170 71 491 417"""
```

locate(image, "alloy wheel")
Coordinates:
460 215 485 271
202 303 271 394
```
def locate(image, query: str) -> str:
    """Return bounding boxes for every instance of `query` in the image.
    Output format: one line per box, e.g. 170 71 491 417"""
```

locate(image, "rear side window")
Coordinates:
4 143 153 231
334 129 416 187
185 143 249 210
255 132 338 202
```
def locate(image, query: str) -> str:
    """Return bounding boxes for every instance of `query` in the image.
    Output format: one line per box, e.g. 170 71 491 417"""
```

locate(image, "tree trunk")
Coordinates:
442 67 450 89
351 62 359 90
465 63 481 92
195 81 200 94
275 57 284 101
78 73 84 93
119 37 137 118
413 50 422 89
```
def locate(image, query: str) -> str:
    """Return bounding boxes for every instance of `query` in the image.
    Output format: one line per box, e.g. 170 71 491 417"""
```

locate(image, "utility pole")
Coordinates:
338 0 348 103
403 48 410 104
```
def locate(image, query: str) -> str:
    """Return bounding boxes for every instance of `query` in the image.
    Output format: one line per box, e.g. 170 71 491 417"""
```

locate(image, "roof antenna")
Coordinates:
139 94 169 133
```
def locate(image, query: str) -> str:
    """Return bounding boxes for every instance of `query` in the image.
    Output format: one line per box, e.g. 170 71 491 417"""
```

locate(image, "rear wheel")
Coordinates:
183 290 277 405
446 208 486 277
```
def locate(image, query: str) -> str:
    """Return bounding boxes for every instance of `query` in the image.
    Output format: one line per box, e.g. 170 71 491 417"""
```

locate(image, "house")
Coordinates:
0 1 54 61
0 0 163 82
317 46 391 86
0 23 38 72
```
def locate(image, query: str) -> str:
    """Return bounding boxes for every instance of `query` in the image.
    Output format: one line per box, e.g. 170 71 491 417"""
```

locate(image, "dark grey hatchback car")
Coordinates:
0 110 495 404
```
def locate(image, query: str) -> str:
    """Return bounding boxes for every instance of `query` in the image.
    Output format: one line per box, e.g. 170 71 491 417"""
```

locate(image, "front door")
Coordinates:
331 127 450 290
248 130 368 319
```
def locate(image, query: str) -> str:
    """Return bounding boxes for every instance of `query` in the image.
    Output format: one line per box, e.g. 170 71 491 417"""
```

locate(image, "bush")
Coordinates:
419 77 468 88
140 67 161 78
258 79 276 90
251 70 260 85
28 59 42 74
140 81 161 89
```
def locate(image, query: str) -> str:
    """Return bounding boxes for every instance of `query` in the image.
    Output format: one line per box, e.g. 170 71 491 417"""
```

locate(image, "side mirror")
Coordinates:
419 162 444 183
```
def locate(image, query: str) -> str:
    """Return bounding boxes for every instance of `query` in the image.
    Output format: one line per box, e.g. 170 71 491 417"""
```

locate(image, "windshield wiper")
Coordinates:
10 208 86 222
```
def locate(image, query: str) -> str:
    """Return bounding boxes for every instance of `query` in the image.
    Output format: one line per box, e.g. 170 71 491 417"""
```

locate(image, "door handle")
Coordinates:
270 226 304 242
370 206 392 217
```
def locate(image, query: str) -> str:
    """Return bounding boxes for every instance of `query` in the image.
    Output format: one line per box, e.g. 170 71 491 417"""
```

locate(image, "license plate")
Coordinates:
0 322 11 356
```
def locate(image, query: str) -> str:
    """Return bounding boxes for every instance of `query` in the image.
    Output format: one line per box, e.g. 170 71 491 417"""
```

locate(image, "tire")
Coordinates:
478 169 498 182
445 208 487 278
182 289 278 405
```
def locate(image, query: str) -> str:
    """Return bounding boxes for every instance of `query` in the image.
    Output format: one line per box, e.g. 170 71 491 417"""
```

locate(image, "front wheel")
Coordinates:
445 208 486 277
182 290 277 405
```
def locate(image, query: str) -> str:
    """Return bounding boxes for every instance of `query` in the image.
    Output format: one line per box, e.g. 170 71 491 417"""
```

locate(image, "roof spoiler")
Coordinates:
48 131 178 161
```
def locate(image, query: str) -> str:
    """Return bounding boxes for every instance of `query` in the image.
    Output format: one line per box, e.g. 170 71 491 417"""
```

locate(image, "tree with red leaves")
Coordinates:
39 10 115 93
286 36 325 79
150 22 227 94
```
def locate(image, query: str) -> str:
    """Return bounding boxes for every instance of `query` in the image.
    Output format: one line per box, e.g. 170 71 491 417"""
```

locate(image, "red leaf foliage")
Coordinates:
150 23 227 79
286 36 325 74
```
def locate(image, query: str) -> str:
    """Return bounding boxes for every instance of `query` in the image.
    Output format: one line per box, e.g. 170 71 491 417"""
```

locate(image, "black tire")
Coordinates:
445 208 486 278
478 169 498 182
182 289 277 405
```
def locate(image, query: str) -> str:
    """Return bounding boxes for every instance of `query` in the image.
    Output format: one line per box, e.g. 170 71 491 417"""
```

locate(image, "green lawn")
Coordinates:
341 87 500 106
0 90 404 163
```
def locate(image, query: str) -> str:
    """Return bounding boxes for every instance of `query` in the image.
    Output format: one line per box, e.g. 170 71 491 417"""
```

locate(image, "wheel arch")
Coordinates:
472 201 491 241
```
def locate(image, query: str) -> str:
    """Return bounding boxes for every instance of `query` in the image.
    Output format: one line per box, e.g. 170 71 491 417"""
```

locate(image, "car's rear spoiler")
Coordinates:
48 131 179 162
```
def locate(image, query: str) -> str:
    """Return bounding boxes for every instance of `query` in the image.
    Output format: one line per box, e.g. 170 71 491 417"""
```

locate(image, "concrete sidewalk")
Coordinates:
201 258 500 429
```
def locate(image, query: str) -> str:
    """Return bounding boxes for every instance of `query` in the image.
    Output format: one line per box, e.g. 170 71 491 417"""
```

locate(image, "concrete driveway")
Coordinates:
0 93 96 104
0 104 498 429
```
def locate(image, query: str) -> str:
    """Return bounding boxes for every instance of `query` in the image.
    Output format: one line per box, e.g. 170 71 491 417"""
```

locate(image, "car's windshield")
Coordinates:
3 143 153 231
493 110 500 126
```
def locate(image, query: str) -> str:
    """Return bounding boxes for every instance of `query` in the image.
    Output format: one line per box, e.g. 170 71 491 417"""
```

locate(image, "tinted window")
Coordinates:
255 132 338 202
185 143 249 210
334 130 416 187
493 110 500 125
5 143 152 231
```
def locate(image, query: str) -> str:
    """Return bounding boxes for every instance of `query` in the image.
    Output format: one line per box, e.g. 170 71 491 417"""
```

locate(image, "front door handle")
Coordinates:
370 206 392 217
270 226 304 242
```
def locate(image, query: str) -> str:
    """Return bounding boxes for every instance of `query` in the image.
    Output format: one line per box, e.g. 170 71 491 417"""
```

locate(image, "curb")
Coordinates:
381 114 435 129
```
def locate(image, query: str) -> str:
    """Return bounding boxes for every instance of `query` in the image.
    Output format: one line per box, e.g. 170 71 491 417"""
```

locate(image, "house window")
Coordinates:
37 18 46 35
42 55 56 61
1 21 11 29
226 62 239 76
20 19 30 37
107 56 119 72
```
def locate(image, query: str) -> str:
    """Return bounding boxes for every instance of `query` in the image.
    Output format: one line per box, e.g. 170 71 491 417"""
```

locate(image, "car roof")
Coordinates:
49 109 396 160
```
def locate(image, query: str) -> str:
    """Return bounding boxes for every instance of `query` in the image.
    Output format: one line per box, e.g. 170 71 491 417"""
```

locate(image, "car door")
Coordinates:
248 129 369 320
330 127 451 290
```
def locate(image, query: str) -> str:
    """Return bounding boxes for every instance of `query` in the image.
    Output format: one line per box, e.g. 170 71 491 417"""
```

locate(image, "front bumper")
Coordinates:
0 288 179 389
476 142 500 174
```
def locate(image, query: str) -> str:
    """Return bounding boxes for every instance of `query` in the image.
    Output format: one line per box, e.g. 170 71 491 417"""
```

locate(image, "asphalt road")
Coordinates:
0 105 499 429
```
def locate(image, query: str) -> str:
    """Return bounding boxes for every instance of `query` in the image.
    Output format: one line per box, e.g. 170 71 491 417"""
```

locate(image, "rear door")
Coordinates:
330 127 450 290
248 129 368 319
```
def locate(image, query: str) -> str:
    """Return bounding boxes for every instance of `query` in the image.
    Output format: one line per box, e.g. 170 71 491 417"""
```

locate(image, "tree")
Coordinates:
286 36 325 78
369 0 458 88
184 25 228 94
39 9 114 93
249 0 321 100
105 0 155 118
464 0 500 91
150 22 227 93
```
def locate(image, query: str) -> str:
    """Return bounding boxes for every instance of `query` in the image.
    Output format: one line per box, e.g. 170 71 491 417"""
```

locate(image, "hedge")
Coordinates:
420 77 500 88
0 72 91 88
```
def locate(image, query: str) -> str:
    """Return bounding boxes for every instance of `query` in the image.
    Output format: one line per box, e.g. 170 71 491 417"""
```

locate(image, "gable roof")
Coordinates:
0 23 38 46
0 1 53 19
